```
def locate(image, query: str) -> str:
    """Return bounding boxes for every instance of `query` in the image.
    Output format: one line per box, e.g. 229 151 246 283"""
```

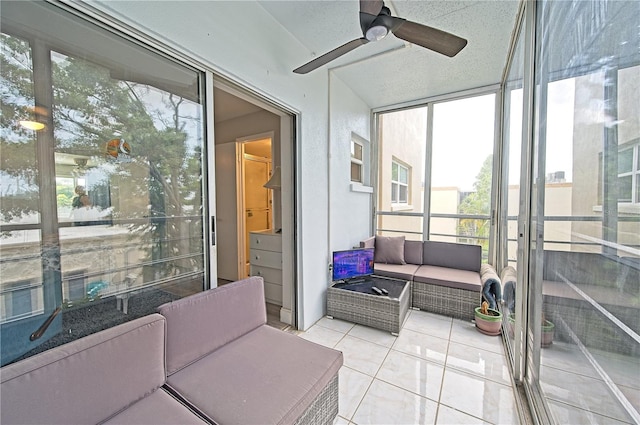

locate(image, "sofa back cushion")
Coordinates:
0 314 167 425
158 276 267 375
404 240 424 265
423 240 481 272
373 235 406 264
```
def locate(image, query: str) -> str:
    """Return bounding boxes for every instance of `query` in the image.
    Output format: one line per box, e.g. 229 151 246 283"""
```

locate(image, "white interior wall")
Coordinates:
89 0 371 330
329 75 373 254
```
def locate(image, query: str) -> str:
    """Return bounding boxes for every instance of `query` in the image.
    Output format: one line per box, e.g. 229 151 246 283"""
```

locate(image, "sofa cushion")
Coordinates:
0 314 167 425
102 389 207 425
404 240 424 265
413 265 482 292
374 235 406 264
423 240 481 272
158 276 267 375
165 325 343 425
374 263 421 281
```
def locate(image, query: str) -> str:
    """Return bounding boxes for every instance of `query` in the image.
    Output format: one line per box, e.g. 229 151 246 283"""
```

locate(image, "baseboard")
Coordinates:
280 307 292 325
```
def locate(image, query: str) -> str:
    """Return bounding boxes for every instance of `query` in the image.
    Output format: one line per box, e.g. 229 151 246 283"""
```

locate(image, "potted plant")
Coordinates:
506 312 554 347
474 301 502 335
541 314 555 347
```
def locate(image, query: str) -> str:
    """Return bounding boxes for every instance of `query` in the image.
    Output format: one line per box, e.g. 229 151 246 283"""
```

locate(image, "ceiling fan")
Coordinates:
293 0 467 74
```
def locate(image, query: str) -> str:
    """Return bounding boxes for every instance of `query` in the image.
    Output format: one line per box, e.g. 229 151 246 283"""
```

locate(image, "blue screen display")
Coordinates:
332 248 374 281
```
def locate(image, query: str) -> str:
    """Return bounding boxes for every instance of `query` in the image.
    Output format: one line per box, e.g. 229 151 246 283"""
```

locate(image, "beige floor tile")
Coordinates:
392 327 449 365
335 335 390 376
347 324 397 348
439 368 519 424
376 349 445 401
446 341 511 386
352 379 439 425
339 366 374 421
298 324 345 348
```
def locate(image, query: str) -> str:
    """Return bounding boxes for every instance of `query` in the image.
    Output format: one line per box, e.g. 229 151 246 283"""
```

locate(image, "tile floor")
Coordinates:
297 309 521 425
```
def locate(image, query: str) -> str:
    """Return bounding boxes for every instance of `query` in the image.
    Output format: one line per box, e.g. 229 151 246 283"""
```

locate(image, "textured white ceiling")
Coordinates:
260 0 521 108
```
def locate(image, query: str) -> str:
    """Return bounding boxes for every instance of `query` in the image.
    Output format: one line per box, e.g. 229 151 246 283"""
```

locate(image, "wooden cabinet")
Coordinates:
249 230 282 305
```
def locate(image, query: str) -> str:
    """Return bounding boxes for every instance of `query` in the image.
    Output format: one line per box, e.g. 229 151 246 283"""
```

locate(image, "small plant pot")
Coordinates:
474 307 502 336
541 320 555 348
507 313 515 339
506 314 554 347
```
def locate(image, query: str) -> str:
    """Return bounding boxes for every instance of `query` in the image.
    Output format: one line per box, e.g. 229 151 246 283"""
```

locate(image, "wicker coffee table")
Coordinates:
327 276 411 335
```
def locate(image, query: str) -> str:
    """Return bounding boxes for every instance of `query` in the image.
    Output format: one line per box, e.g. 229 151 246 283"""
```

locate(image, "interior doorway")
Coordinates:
239 137 273 278
212 82 296 328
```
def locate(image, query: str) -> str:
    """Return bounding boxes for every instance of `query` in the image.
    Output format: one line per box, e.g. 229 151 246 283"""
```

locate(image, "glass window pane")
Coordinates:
1 2 207 365
618 148 633 174
618 175 632 202
399 165 408 184
532 1 639 422
376 107 427 240
500 15 525 365
430 94 495 248
351 141 362 160
351 162 362 182
399 185 408 203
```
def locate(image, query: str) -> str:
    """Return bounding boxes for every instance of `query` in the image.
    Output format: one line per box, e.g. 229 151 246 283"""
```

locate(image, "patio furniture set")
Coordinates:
327 235 494 334
0 277 343 425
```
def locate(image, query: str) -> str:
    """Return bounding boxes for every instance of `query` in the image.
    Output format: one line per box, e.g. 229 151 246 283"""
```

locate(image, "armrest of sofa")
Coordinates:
360 236 375 249
158 276 267 375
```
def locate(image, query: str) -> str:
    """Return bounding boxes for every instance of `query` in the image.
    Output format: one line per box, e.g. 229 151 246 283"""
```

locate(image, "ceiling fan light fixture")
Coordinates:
365 25 388 41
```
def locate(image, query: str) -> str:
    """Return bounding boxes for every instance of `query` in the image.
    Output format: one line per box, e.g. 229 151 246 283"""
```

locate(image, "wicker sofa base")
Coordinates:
294 374 339 425
412 281 480 321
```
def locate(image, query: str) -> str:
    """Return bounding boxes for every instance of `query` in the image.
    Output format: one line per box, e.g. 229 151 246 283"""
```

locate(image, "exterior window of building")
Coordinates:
351 139 363 183
391 160 409 204
618 142 639 203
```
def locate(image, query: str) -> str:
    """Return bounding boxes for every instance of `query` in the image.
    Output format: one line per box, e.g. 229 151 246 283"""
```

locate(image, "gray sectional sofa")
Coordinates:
361 236 484 321
0 276 343 425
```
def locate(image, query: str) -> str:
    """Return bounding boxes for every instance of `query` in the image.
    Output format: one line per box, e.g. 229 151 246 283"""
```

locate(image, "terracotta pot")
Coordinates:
474 307 502 336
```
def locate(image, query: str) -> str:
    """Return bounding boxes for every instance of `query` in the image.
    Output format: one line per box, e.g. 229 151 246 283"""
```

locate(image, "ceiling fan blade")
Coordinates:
359 0 383 17
293 38 369 74
392 19 467 57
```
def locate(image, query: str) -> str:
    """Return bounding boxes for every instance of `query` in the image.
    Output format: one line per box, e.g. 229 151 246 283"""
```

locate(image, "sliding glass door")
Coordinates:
502 1 640 422
528 0 640 422
1 2 210 365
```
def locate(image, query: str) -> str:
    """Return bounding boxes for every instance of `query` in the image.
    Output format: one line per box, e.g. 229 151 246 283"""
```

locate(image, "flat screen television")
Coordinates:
332 248 374 281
